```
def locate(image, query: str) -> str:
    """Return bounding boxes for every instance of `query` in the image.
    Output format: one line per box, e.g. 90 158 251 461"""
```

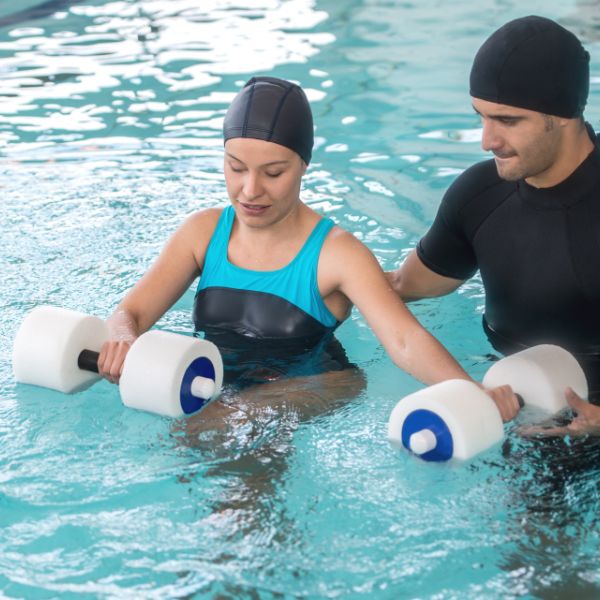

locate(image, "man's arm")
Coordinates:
386 249 465 302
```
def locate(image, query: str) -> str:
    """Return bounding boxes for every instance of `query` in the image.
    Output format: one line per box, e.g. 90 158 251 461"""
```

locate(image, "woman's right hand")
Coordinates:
98 339 135 384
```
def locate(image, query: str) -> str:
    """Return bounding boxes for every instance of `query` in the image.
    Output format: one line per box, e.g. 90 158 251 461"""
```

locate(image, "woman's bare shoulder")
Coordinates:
185 207 223 228
323 224 371 255
160 207 226 269
176 207 224 240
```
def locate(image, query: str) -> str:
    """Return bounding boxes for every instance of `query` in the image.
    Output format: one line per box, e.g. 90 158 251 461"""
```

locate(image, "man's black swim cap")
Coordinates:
470 16 590 118
223 76 314 165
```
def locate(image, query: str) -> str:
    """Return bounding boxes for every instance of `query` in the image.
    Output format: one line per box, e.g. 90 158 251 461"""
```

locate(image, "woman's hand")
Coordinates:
484 384 521 422
98 339 134 384
97 308 139 384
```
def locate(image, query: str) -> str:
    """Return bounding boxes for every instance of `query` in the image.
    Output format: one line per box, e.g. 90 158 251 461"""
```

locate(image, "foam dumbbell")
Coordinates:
388 344 588 462
480 344 586 413
12 305 223 418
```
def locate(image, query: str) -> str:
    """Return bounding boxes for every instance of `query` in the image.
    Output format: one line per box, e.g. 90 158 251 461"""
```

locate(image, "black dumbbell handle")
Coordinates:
76 350 526 403
78 350 100 374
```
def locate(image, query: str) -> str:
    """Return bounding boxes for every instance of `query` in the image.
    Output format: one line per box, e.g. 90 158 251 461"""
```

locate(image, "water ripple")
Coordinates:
2 0 600 598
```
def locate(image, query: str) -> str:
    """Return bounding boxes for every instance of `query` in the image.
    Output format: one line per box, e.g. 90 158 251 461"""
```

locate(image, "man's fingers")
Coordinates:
565 386 589 414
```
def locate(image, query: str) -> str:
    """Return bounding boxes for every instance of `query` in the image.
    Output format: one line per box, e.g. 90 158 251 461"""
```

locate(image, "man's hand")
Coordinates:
520 387 600 437
562 387 600 434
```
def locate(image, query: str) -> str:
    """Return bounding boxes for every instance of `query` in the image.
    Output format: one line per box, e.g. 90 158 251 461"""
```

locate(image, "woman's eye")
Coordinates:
266 171 283 178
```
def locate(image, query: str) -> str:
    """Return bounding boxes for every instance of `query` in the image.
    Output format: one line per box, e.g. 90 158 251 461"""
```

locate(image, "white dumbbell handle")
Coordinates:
409 429 438 455
78 350 215 400
190 376 216 399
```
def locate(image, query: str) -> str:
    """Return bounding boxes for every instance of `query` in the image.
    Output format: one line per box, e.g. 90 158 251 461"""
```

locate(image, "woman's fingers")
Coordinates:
98 340 133 384
485 384 520 422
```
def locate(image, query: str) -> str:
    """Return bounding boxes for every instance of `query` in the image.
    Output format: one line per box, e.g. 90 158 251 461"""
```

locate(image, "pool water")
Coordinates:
2 0 600 598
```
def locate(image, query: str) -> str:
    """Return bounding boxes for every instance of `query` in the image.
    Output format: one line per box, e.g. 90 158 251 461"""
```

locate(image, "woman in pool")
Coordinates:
98 76 517 419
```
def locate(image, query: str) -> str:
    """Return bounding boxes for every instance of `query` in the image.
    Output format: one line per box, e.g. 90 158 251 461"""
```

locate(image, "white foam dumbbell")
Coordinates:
388 345 588 462
12 305 223 418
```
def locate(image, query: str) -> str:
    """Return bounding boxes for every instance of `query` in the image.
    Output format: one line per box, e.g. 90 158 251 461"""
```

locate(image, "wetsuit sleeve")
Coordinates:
416 172 479 280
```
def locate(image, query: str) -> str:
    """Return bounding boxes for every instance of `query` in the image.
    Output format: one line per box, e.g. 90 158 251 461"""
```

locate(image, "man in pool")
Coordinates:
387 16 600 430
97 76 515 419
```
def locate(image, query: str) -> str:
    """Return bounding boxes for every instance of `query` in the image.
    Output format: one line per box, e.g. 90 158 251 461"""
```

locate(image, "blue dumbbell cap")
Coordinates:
180 357 216 414
401 409 454 462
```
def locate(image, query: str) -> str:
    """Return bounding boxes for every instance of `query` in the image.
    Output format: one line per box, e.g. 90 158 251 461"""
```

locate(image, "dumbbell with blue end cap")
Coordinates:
12 305 223 418
388 345 589 462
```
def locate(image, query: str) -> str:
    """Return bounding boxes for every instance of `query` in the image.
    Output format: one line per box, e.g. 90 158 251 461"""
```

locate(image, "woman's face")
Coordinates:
224 137 306 228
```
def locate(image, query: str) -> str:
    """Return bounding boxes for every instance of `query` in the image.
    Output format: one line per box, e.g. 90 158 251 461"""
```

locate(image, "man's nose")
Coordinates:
481 120 503 152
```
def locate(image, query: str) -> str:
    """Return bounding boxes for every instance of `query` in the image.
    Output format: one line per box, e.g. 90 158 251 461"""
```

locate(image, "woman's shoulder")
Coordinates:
320 222 377 271
186 206 224 226
322 222 368 251
166 208 226 268
180 207 225 238
317 220 382 297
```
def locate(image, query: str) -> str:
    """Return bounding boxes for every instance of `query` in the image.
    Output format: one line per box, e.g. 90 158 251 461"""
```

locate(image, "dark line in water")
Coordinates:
0 0 85 29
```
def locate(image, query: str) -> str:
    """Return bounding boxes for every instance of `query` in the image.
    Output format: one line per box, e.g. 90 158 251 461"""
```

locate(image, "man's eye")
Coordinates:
266 171 283 178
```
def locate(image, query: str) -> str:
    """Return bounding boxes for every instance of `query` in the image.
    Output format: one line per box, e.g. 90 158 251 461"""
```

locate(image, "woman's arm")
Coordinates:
318 228 519 420
98 208 222 383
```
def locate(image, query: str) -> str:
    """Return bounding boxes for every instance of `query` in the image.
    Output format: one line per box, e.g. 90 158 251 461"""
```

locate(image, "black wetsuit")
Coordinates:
417 124 600 392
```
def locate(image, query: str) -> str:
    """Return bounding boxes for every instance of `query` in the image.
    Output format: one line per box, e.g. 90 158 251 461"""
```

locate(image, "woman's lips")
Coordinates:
239 202 270 215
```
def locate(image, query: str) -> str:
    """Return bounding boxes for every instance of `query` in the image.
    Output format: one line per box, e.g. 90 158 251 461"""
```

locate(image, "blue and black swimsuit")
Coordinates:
193 206 353 384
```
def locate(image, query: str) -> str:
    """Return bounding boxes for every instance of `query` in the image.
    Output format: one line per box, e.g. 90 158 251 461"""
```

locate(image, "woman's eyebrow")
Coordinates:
225 152 290 167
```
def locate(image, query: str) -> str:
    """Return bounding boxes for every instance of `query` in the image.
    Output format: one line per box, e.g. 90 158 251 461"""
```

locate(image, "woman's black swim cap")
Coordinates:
223 76 314 164
470 16 590 118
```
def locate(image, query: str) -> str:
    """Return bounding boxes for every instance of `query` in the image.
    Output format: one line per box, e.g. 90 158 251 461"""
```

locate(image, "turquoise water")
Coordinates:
2 0 600 597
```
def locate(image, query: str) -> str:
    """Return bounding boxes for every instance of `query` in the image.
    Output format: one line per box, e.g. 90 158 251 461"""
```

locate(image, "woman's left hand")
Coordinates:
484 384 521 422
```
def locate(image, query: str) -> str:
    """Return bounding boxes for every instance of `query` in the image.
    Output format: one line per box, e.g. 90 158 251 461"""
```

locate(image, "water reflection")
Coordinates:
498 433 600 597
0 0 332 161
2 0 600 597
0 1 84 29
171 369 366 596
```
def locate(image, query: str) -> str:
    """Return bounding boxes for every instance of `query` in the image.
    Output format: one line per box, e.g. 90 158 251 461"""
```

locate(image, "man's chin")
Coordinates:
494 158 522 182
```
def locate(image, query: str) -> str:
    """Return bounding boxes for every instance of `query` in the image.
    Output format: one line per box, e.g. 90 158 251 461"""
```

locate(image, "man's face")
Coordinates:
472 97 565 186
